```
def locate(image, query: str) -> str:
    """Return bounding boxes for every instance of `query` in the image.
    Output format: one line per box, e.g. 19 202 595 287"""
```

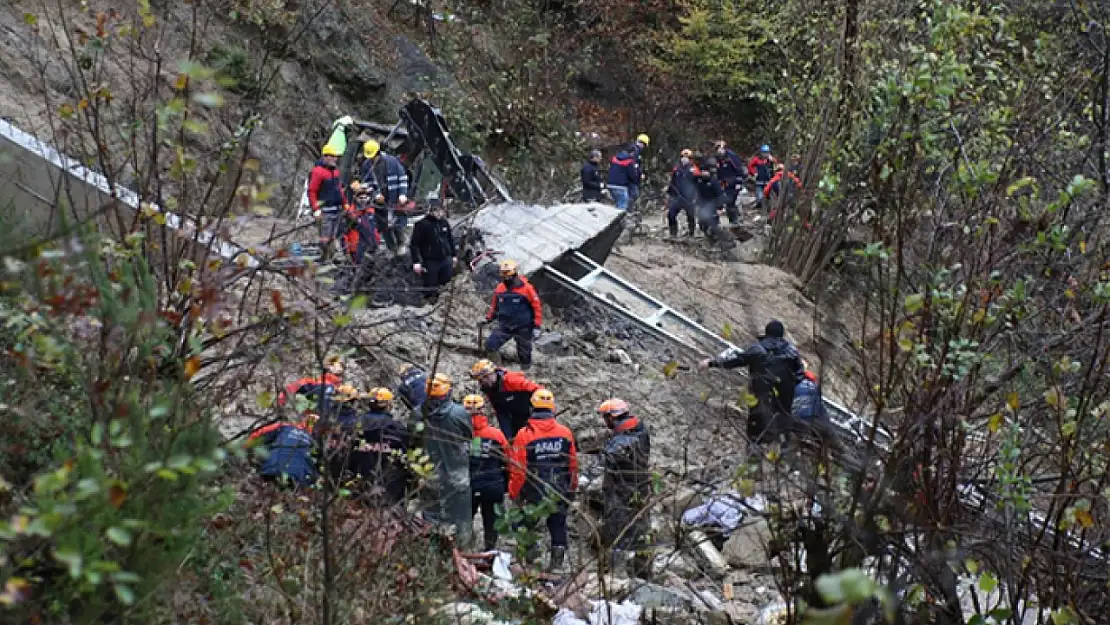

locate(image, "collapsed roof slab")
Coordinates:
470 201 625 277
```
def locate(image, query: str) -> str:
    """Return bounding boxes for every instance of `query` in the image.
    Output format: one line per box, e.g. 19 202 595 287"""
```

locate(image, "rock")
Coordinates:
652 552 697 579
393 35 452 91
606 349 633 365
535 331 569 355
628 581 698 611
686 529 730 579
722 519 771 569
433 602 506 625
724 601 761 623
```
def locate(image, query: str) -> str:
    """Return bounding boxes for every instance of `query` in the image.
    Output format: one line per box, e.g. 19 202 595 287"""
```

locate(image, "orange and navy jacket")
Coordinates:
277 373 342 407
487 276 543 331
470 413 510 492
509 410 578 503
482 369 543 439
307 159 347 210
747 154 779 183
764 170 803 198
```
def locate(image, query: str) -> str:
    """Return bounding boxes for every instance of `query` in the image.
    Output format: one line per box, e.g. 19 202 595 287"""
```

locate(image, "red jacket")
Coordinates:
307 160 347 211
277 373 342 407
509 411 578 502
487 276 543 330
482 369 543 438
764 170 803 197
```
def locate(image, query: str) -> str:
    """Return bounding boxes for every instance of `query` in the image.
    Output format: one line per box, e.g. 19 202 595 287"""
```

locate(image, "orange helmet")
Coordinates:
531 389 555 411
463 394 486 413
680 149 693 158
469 359 497 379
367 387 394 403
499 259 519 278
598 398 630 419
333 384 360 403
426 373 453 399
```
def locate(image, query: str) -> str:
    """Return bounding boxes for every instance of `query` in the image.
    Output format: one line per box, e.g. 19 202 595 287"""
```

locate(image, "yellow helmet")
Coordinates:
367 387 394 403
499 259 519 277
680 149 693 158
321 144 342 157
463 394 486 412
636 134 650 146
530 388 555 411
333 384 360 402
469 359 497 379
362 139 381 159
426 373 453 399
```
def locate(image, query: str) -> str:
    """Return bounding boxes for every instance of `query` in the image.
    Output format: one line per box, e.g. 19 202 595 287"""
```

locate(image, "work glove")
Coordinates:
313 209 322 219
375 194 386 204
413 263 424 274
532 328 542 340
398 194 408 205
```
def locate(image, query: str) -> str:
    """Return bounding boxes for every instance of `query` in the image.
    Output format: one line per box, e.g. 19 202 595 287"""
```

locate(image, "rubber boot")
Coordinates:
668 222 679 238
548 546 567 572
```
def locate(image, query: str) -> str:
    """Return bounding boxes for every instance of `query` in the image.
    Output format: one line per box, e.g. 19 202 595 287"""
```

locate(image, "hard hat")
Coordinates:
530 388 555 411
321 144 342 157
367 387 394 403
680 149 693 158
350 181 362 192
714 140 727 150
598 398 630 419
463 394 486 412
636 134 651 146
363 139 381 159
760 144 771 152
469 359 497 379
325 355 345 376
499 259 519 277
333 384 360 402
426 373 453 399
774 162 785 171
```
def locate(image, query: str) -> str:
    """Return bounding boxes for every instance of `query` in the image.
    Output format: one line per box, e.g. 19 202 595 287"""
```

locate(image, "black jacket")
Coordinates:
410 215 456 265
581 160 604 201
668 163 700 202
602 416 652 547
695 171 724 220
348 411 411 504
710 336 805 411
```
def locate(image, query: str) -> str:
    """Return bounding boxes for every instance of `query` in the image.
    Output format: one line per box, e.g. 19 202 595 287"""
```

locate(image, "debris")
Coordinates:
606 349 633 365
722 519 772 569
628 582 698 611
681 492 746 535
554 600 644 625
433 602 507 625
757 600 790 625
686 529 731 578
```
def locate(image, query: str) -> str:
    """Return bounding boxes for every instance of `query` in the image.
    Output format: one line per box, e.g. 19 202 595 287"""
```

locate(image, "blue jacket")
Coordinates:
362 153 410 204
396 367 427 410
607 151 640 187
717 149 745 182
487 276 543 331
260 425 318 486
792 378 827 421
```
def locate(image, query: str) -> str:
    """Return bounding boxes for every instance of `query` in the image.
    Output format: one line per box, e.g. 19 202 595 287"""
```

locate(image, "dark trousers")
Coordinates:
667 197 695 236
472 487 504 550
350 216 378 266
720 180 741 224
521 502 568 548
486 326 533 367
421 258 453 300
375 212 408 252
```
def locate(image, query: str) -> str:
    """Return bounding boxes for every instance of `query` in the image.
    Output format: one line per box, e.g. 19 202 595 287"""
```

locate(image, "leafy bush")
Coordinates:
0 235 234 622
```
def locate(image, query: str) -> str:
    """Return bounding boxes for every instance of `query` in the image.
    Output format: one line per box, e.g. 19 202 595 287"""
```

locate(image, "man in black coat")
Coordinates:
410 201 456 303
698 319 805 442
598 398 652 577
581 149 604 202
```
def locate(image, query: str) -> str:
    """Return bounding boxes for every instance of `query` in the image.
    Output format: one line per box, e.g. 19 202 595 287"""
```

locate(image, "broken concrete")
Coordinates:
722 519 772 569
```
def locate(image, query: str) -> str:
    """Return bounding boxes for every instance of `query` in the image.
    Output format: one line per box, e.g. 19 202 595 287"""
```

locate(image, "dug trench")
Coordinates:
207 222 863 622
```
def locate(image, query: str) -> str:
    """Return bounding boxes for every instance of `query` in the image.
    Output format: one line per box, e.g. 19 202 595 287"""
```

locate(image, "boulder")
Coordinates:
722 519 771 568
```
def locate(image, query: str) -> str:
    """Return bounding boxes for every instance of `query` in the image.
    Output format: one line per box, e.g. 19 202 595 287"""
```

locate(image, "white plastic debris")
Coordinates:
588 600 643 625
682 492 745 533
491 551 513 581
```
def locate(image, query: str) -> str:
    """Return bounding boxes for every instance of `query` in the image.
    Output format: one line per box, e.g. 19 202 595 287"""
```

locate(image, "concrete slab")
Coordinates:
471 201 624 276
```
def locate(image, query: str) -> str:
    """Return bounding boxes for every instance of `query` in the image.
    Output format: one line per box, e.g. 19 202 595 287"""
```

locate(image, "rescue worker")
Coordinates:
698 320 805 442
764 163 803 206
349 387 411 506
465 394 510 551
695 157 737 259
790 369 839 451
323 384 364 479
747 144 779 203
606 147 640 210
249 415 319 487
360 139 411 253
628 134 650 207
410 199 457 303
421 373 474 547
396 363 427 412
509 389 578 570
343 181 379 270
598 399 652 577
307 144 349 259
484 259 543 370
581 149 604 202
666 149 700 238
715 141 745 225
469 358 543 438
277 355 345 407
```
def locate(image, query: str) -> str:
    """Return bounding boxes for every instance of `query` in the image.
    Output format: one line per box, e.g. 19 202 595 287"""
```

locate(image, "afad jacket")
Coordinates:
277 373 342 407
487 276 543 331
607 151 641 187
509 410 578 504
481 369 543 439
470 413 510 493
250 422 318 486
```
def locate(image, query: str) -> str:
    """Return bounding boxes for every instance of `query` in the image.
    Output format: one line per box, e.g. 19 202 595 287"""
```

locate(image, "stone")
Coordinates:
627 581 698 611
722 519 771 569
535 331 568 355
606 349 633 365
652 552 697 579
686 529 730 578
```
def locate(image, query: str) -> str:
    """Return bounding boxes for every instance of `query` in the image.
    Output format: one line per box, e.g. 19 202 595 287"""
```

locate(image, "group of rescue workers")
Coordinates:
582 136 803 254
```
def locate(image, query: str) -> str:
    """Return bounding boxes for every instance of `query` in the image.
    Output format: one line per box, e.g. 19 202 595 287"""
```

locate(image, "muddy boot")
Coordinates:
667 223 679 239
548 546 567 573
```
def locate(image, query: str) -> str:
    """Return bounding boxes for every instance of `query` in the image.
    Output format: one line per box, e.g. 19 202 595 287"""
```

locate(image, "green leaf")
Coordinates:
90 423 104 445
106 527 132 546
905 293 924 313
114 584 136 605
54 549 83 577
978 571 998 593
333 314 352 327
349 295 368 311
23 12 37 25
